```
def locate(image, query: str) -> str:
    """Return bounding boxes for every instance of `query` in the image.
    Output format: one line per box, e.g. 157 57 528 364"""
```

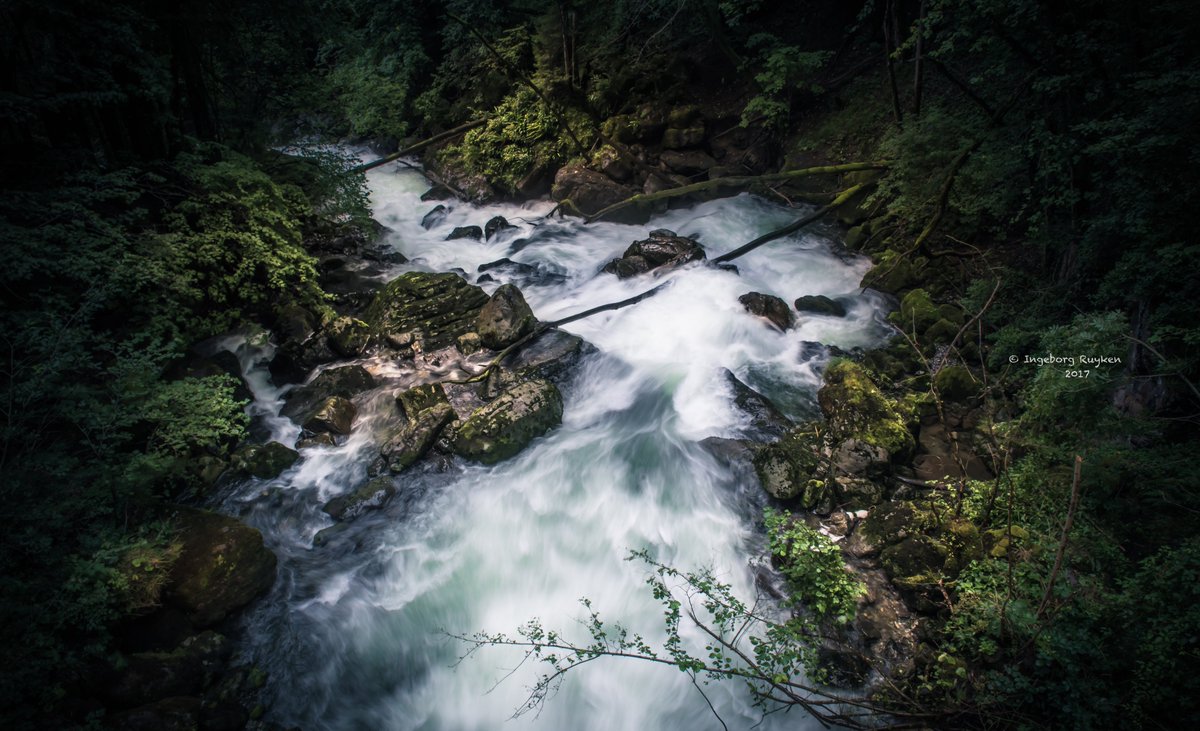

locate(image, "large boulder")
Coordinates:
446 225 483 241
282 365 375 423
501 328 592 384
301 396 356 436
752 424 828 507
659 149 717 176
602 229 705 279
818 360 914 459
450 379 563 464
165 509 276 628
228 441 298 480
739 292 795 331
384 395 455 473
364 272 490 351
551 163 638 219
326 316 371 358
477 284 537 349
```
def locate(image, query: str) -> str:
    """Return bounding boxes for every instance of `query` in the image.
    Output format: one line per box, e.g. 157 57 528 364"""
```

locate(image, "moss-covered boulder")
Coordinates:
397 382 449 418
165 509 276 628
363 271 490 351
752 424 828 506
892 288 940 334
861 500 928 548
451 379 563 464
818 360 914 458
323 476 396 521
301 396 356 436
228 441 298 480
477 283 536 349
551 162 639 219
282 365 375 423
861 250 926 294
326 316 371 357
933 365 979 402
794 294 847 317
880 535 949 584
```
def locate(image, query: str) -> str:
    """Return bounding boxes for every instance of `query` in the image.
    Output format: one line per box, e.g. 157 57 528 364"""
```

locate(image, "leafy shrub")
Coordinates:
765 509 863 624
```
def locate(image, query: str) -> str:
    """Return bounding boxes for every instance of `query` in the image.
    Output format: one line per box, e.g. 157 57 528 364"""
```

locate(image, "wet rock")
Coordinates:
659 149 717 176
739 292 795 331
301 396 356 436
484 215 515 240
752 425 828 507
456 331 483 355
831 438 891 477
364 271 490 351
602 229 705 279
477 283 536 349
446 225 483 241
397 383 449 419
451 379 563 464
326 316 371 358
592 145 633 182
165 508 276 628
551 162 639 220
420 204 448 230
661 124 706 149
794 295 847 317
313 522 351 548
420 185 455 202
269 330 339 385
722 369 792 441
323 476 396 521
384 402 455 472
228 441 298 480
833 475 885 509
501 328 592 384
282 365 375 423
296 433 336 450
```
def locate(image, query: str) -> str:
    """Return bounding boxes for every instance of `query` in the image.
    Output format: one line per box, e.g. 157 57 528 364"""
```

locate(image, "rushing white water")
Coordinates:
221 161 894 731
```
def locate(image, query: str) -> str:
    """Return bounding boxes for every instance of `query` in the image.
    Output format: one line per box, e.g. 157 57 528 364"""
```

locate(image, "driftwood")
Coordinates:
351 119 488 174
583 162 888 224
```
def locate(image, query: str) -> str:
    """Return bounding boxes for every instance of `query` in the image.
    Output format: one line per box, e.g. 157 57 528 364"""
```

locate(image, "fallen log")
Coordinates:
351 118 489 174
712 183 866 264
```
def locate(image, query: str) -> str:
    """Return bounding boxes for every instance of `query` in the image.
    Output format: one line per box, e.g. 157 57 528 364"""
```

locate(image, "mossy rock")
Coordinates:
165 508 276 628
323 476 396 521
938 303 966 326
861 250 926 294
326 316 371 358
364 272 490 351
384 402 455 472
934 365 979 402
397 382 449 419
861 500 928 547
983 525 1030 559
891 288 940 334
752 424 827 506
229 441 299 480
923 318 960 346
301 396 356 436
941 519 984 576
880 535 949 581
451 379 563 464
818 360 914 457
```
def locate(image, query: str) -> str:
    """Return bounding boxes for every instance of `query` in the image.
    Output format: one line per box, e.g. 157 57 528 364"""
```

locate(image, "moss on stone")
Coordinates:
893 288 940 334
934 365 979 402
451 379 563 464
752 424 827 506
364 271 490 351
818 359 915 457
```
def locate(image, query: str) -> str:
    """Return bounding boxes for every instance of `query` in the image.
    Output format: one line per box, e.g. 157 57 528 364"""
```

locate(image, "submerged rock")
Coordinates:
165 508 276 628
364 271 490 351
476 283 536 349
420 204 448 230
739 292 795 331
484 215 514 240
451 379 563 464
602 229 705 279
501 328 592 384
722 369 792 441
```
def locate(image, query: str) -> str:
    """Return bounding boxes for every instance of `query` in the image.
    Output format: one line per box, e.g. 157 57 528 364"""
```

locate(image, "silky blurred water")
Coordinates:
219 160 893 730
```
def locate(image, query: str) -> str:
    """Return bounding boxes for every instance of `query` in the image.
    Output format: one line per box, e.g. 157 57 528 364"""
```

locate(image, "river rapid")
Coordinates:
218 161 894 730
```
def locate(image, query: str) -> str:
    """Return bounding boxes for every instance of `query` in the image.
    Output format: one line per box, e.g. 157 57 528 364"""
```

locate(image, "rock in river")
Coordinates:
450 379 563 464
364 271 490 351
477 283 536 349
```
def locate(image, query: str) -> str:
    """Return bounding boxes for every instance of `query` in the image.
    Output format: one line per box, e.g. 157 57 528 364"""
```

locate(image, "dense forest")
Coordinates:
2 0 1198 729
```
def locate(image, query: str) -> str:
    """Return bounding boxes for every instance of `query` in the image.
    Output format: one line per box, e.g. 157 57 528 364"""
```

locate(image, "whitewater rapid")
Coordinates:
220 161 893 730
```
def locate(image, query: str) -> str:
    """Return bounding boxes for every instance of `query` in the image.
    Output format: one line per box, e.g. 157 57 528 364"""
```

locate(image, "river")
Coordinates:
217 160 894 730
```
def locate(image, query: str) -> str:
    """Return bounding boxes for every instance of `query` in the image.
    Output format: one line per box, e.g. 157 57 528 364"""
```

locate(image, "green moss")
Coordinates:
451 380 563 464
818 360 915 456
893 288 940 334
862 250 927 294
934 365 979 402
752 424 827 506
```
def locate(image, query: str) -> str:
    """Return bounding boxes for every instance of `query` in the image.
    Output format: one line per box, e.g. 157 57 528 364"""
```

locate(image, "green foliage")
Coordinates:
765 509 863 623
741 34 830 131
453 84 594 193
